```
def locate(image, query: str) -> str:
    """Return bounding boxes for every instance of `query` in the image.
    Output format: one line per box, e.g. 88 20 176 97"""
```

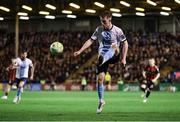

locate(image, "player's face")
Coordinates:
100 16 112 29
21 52 27 59
149 59 155 66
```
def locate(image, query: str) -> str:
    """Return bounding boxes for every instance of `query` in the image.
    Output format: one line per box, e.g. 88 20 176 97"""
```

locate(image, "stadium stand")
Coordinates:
0 30 180 85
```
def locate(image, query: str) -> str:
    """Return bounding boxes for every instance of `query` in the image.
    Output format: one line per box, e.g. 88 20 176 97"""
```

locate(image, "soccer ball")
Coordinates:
50 41 63 55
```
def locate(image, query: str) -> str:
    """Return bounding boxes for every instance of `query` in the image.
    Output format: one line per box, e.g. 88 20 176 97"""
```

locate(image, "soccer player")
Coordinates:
13 50 34 103
74 11 128 113
1 58 16 100
140 58 160 103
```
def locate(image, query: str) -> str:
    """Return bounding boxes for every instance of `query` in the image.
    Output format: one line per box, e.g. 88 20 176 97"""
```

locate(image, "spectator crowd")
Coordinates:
0 30 180 84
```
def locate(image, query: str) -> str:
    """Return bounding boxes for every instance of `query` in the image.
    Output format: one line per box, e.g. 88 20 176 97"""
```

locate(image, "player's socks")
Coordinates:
5 92 8 96
146 90 151 98
96 83 105 113
97 100 105 114
143 89 150 103
13 96 21 103
13 87 22 103
97 83 104 102
17 87 22 97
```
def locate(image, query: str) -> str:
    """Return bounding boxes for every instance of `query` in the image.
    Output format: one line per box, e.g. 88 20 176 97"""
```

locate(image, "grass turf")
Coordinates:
0 91 180 121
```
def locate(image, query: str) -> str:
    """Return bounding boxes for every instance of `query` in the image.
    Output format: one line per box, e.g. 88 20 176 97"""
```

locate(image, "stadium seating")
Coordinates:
0 30 180 85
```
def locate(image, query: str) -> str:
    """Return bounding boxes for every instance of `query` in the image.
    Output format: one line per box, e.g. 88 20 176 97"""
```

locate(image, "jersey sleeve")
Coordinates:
117 28 126 42
28 59 33 67
90 27 99 41
15 58 21 66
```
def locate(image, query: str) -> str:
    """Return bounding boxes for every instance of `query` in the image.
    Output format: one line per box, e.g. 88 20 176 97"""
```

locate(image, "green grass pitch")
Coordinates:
0 91 180 121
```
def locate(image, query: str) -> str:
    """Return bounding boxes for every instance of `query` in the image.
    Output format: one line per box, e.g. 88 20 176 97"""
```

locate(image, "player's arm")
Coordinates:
117 28 128 66
142 70 146 79
12 64 19 69
30 63 34 80
152 66 160 83
121 40 128 66
6 64 17 71
12 58 19 69
74 38 94 57
152 73 160 83
6 66 10 71
74 27 98 57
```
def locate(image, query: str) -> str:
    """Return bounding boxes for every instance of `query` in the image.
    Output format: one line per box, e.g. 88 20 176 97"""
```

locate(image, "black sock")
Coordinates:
146 90 151 98
5 92 8 96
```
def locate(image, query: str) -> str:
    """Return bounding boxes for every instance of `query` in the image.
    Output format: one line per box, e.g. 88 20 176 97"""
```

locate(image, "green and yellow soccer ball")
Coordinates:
50 41 64 55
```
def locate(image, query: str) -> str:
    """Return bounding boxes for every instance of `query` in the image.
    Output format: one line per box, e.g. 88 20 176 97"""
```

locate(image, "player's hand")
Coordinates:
30 76 33 80
6 67 9 71
151 79 156 83
111 43 119 56
74 51 81 57
111 43 117 48
121 59 126 69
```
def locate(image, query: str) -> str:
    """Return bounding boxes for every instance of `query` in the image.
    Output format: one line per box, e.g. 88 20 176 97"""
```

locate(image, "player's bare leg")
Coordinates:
1 83 11 100
140 84 146 98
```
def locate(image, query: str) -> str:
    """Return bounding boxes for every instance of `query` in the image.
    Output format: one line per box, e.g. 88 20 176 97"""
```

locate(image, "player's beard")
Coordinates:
104 24 110 30
21 57 25 60
104 23 112 30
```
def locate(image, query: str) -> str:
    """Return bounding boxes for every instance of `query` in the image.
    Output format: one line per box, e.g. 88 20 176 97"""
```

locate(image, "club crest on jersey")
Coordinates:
102 31 111 40
20 62 27 68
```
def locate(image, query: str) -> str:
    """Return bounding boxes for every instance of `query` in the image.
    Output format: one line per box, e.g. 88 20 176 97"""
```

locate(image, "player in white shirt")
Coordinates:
74 11 128 113
13 50 34 103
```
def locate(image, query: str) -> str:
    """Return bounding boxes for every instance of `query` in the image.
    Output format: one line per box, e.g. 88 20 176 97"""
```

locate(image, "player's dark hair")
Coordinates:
100 11 112 18
21 48 28 53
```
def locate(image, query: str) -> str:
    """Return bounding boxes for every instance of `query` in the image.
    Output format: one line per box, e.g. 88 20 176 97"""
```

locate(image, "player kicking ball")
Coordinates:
74 11 128 114
140 58 160 103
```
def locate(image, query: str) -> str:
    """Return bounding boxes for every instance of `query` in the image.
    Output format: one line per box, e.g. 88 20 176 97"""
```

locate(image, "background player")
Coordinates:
105 71 111 90
140 58 160 103
1 58 16 100
74 11 128 113
13 50 34 103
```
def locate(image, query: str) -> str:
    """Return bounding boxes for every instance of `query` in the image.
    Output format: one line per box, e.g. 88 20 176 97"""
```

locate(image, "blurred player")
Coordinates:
13 50 34 104
105 71 111 90
140 58 160 103
81 76 87 91
1 58 16 100
74 11 128 113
